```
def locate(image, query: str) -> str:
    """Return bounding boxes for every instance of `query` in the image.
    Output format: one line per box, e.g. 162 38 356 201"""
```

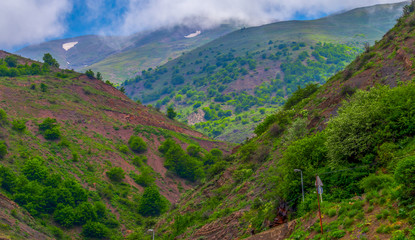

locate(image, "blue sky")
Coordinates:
0 0 405 51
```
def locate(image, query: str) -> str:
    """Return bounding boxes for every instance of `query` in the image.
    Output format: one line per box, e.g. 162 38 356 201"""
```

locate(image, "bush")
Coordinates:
54 205 76 228
159 139 205 182
75 202 97 225
132 155 147 167
0 109 7 123
119 145 129 153
0 141 7 158
12 119 26 132
128 135 147 153
106 167 125 182
395 156 415 200
360 173 394 192
82 221 108 239
187 144 201 158
22 157 48 182
137 186 169 217
44 127 61 140
131 167 154 187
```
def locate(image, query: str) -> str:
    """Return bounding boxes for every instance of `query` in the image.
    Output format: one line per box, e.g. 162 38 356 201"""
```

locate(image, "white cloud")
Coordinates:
120 0 405 34
0 0 71 50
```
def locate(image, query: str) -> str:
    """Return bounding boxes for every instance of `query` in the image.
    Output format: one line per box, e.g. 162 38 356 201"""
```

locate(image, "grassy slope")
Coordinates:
122 2 406 143
152 5 415 240
0 51 232 238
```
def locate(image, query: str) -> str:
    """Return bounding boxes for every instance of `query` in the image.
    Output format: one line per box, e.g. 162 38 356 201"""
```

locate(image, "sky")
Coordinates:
0 0 406 51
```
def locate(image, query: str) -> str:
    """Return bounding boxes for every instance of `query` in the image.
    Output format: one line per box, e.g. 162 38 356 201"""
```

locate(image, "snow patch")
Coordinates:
184 31 201 38
62 41 78 51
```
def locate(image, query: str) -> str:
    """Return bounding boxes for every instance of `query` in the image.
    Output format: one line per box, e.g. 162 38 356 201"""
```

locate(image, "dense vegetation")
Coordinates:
122 41 362 142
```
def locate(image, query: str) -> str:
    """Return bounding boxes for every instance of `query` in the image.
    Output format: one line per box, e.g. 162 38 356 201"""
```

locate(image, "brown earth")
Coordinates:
0 193 51 239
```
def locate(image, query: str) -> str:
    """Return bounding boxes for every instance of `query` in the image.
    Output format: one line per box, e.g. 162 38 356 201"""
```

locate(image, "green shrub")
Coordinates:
40 83 48 92
75 202 97 225
12 119 26 132
137 186 169 217
0 141 7 158
128 135 147 153
44 127 61 140
132 155 147 167
131 168 155 187
82 221 108 238
106 167 125 182
233 169 253 183
159 139 205 182
22 157 48 181
54 205 76 228
71 152 79 162
0 109 7 123
360 173 394 192
328 229 346 239
327 208 337 217
39 118 60 140
119 145 129 153
187 144 201 158
395 156 415 201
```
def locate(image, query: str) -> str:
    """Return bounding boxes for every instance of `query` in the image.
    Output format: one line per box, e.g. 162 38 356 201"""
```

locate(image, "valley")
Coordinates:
1 1 415 240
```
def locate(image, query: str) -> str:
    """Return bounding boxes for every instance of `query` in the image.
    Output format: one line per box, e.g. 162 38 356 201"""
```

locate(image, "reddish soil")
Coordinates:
0 193 51 239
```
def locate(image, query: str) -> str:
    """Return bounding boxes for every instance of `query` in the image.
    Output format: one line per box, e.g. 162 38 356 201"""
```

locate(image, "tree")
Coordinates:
85 69 94 79
167 106 177 119
106 167 125 182
0 141 7 158
42 53 59 68
138 185 169 217
128 135 147 153
5 56 17 67
96 72 103 81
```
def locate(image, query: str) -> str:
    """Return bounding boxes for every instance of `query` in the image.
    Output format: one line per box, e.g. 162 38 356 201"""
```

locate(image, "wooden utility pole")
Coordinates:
315 175 324 235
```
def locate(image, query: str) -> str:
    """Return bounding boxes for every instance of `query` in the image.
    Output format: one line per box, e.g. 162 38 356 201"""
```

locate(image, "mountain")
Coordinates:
0 51 232 238
154 3 415 239
15 25 237 83
122 1 407 143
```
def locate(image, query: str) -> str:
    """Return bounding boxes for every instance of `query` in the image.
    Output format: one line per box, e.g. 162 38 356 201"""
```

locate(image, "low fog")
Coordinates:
0 0 406 50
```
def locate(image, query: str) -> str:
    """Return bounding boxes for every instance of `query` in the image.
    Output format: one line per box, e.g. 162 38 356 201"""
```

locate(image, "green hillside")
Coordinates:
152 3 415 239
122 2 407 143
0 51 232 239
